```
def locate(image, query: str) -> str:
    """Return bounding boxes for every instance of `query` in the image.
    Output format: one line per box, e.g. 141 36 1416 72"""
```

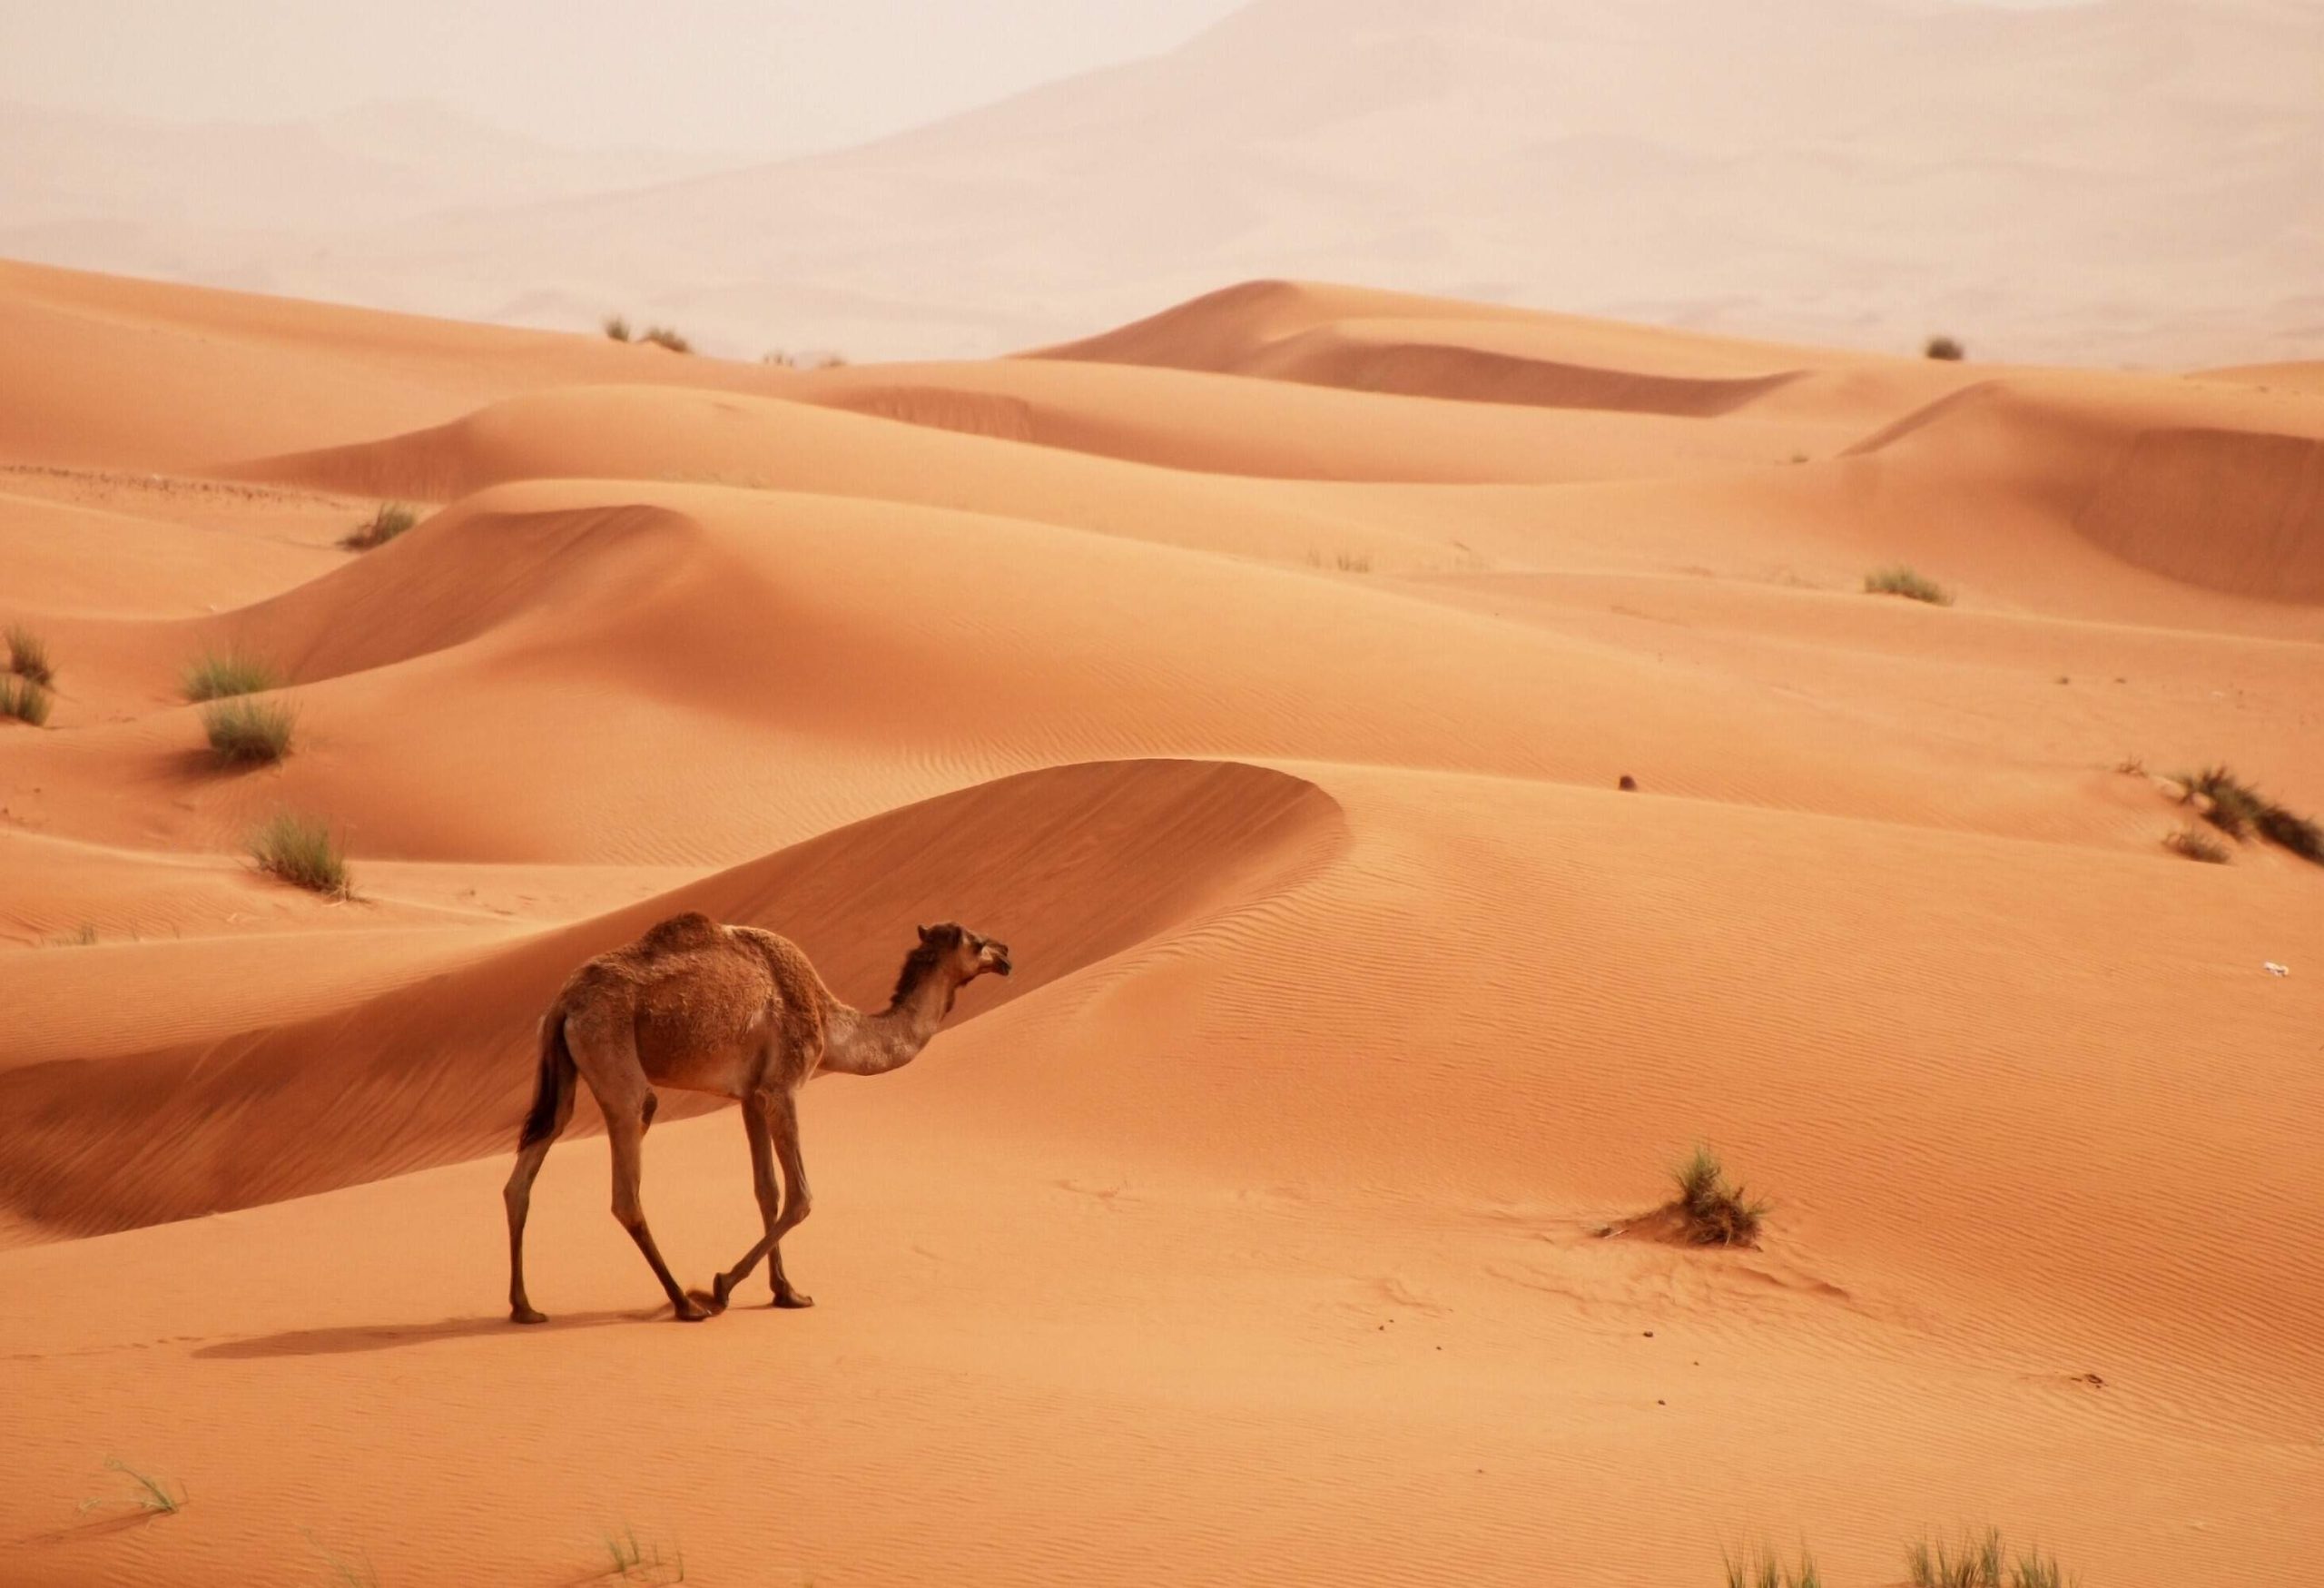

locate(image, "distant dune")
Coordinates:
2 260 2320 1585
4 0 2320 366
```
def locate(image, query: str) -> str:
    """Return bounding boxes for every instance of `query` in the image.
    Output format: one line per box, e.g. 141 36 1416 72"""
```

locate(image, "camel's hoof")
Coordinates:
511 1307 548 1327
710 1274 737 1310
672 1298 713 1323
689 1286 728 1316
773 1290 815 1309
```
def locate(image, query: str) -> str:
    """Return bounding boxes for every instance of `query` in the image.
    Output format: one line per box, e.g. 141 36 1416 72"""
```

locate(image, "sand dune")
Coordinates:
0 258 764 472
1030 278 1979 428
0 757 1338 1237
4 263 2322 1588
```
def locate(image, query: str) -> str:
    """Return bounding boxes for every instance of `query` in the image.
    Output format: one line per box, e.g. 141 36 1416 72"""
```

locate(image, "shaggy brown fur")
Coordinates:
505 913 1011 1323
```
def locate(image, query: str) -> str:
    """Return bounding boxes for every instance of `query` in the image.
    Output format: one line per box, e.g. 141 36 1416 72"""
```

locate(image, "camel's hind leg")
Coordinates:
566 1007 709 1323
506 1012 578 1325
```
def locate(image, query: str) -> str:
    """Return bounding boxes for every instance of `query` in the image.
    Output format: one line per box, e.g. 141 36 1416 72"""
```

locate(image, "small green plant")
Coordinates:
341 501 419 551
1865 566 1954 606
1925 335 1966 361
79 1456 184 1517
1906 1528 2073 1588
6 622 54 686
251 813 350 897
602 1522 685 1583
202 695 297 765
2178 765 2324 864
604 313 633 342
2163 824 2231 864
1672 1145 1769 1247
639 326 691 354
182 647 280 702
1 675 52 725
1723 1543 1822 1588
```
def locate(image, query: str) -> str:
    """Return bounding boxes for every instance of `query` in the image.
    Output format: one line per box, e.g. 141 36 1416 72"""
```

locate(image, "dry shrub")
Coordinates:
1672 1146 1768 1247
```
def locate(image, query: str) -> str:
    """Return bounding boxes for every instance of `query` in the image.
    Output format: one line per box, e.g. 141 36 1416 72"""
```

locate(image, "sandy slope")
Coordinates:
3 265 2322 1588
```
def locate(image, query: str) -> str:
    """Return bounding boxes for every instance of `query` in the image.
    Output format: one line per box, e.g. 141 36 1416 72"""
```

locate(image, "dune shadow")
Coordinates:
192 1306 661 1360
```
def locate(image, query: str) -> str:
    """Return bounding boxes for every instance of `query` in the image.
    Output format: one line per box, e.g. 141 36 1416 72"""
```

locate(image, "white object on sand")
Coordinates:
2263 962 2290 977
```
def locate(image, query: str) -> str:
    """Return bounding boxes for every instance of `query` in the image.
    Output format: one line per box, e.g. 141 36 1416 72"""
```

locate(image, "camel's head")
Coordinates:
918 922 1012 982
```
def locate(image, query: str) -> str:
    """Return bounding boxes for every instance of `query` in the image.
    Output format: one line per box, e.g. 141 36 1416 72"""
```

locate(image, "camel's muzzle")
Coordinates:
987 952 1013 978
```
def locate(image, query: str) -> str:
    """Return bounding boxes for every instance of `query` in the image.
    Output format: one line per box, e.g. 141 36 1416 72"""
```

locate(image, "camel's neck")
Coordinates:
819 975 958 1077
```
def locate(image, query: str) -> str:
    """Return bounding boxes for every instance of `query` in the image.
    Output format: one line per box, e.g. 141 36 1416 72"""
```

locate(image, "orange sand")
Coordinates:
3 263 2321 1588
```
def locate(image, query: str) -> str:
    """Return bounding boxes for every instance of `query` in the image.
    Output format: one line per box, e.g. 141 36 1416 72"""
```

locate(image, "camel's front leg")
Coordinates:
711 1093 783 1310
712 1091 817 1307
764 1090 814 1307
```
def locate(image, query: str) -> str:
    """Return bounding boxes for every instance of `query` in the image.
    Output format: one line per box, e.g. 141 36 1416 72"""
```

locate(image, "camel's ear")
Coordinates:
917 924 934 943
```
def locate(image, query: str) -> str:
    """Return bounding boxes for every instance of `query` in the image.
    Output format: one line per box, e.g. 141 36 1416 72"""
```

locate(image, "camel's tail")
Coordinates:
518 1006 577 1148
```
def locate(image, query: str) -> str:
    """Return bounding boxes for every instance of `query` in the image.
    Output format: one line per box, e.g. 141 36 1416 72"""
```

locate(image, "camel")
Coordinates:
504 913 1012 1324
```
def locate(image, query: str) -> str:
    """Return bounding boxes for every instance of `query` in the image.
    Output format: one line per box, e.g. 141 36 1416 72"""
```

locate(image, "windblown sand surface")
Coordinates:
3 260 2321 1586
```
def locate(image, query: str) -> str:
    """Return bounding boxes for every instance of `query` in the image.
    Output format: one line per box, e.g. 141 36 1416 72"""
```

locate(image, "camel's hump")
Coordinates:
634 911 726 953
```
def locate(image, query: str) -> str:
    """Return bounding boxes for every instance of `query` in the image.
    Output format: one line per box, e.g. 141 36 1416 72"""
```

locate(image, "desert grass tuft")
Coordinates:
79 1456 184 1517
202 695 296 765
182 648 279 702
1672 1145 1768 1247
251 813 350 897
602 1522 685 1583
1865 566 1953 606
1905 1527 2073 1588
2007 1553 2071 1588
2256 803 2324 863
303 1528 381 1588
341 501 419 551
1722 1543 1821 1588
2162 824 2231 864
1925 334 1966 361
603 313 632 342
6 622 54 686
2178 765 2323 865
1 674 52 725
47 922 100 947
639 325 691 354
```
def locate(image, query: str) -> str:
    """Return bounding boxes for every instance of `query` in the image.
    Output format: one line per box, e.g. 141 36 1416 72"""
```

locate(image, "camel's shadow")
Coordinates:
193 1307 665 1360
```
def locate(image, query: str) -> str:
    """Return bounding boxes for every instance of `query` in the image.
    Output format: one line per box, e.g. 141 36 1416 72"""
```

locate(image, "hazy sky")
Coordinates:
0 0 1254 155
2 0 2095 159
